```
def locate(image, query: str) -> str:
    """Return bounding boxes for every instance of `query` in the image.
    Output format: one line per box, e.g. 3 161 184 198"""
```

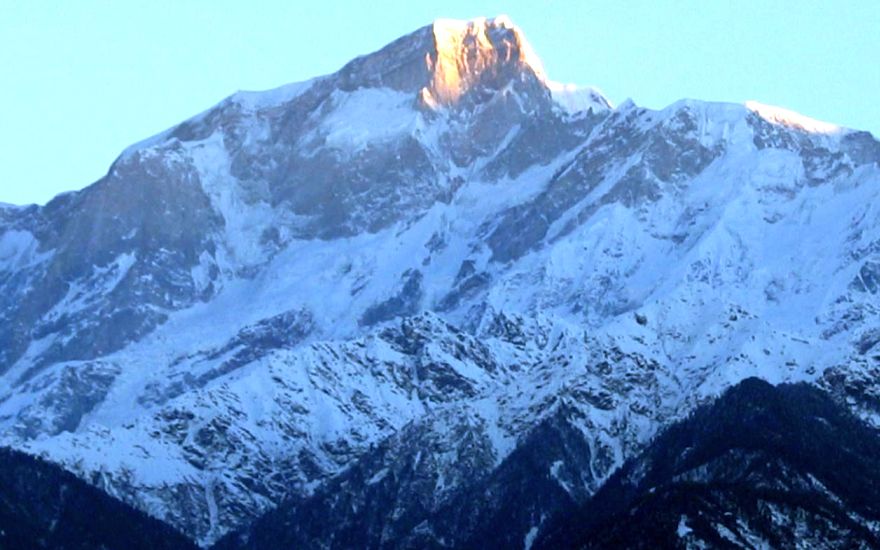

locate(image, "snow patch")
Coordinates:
676 515 693 538
0 230 47 271
548 82 612 114
317 88 418 150
549 459 572 494
523 524 540 550
233 78 315 112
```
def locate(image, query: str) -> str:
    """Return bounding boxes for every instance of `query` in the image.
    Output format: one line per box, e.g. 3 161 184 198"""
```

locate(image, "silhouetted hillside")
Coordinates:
0 447 197 549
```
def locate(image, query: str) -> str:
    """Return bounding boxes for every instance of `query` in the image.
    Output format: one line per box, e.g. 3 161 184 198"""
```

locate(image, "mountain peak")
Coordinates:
333 16 610 113
430 15 546 78
421 15 547 107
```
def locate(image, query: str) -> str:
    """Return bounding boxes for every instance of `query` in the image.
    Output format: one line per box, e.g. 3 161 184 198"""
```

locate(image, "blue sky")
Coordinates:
1 0 878 205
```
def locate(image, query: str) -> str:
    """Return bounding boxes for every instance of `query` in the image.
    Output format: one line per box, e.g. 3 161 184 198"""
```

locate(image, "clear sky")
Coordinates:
1 0 878 205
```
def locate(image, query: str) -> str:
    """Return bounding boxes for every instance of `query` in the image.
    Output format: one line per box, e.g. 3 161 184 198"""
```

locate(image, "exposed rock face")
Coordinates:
1 15 879 548
421 17 547 108
0 148 221 381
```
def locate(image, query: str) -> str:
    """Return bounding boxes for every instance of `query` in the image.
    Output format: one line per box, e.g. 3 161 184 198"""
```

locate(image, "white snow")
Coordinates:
745 100 843 134
0 230 47 270
523 525 540 549
676 515 693 538
43 251 136 322
118 77 315 162
548 82 612 114
317 88 418 150
233 78 315 112
549 459 573 494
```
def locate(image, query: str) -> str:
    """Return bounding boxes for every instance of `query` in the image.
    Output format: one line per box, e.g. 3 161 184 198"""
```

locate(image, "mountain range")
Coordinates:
1 15 879 548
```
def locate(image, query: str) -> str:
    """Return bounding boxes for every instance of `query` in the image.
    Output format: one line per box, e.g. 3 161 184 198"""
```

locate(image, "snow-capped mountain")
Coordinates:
218 378 880 549
1 15 879 547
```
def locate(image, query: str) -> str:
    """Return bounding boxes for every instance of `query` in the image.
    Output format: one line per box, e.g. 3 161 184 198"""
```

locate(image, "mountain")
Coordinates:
535 378 880 549
1 14 879 547
211 400 607 549
216 378 880 550
0 446 197 549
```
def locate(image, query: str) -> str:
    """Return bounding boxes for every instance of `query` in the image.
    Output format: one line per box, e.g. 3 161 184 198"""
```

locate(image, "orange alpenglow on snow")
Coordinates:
745 100 842 134
420 15 546 108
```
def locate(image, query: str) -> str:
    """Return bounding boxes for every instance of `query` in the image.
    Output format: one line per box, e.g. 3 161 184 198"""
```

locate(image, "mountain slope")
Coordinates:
536 378 880 549
219 378 880 550
0 15 879 546
213 404 600 549
0 447 197 549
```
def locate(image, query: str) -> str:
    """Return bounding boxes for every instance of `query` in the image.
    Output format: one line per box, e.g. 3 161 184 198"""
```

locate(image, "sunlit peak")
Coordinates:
422 15 548 107
745 100 842 134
